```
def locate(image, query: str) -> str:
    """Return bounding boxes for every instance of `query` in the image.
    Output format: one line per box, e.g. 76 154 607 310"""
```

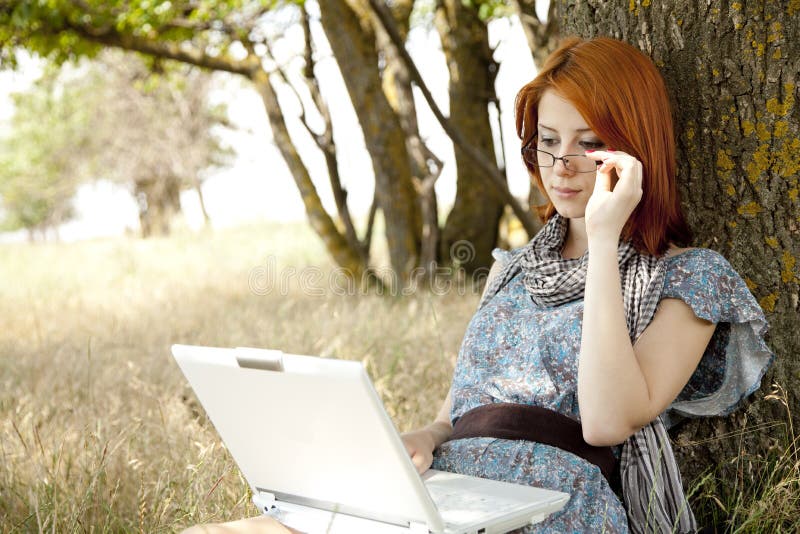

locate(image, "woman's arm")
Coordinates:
402 392 452 473
401 258 505 472
578 240 716 446
579 149 717 446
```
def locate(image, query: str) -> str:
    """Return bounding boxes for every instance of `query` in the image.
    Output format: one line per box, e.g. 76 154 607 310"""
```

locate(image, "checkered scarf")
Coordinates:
479 213 697 534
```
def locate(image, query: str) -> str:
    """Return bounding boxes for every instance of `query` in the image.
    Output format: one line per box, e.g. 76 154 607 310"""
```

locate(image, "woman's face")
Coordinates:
535 89 607 219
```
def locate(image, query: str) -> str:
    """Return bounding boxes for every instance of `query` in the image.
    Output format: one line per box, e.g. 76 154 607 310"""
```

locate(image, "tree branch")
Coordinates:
60 19 259 78
366 0 539 236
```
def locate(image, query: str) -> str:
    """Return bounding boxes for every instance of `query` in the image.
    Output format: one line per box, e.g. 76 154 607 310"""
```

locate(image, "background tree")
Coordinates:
434 0 506 272
555 0 799 526
0 53 232 238
0 68 90 239
0 0 558 278
86 54 233 237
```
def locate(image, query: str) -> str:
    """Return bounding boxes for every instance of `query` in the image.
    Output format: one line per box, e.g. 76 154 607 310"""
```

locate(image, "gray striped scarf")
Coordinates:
479 213 697 534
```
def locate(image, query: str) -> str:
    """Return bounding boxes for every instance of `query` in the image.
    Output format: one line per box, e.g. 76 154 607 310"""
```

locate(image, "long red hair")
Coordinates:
515 36 691 256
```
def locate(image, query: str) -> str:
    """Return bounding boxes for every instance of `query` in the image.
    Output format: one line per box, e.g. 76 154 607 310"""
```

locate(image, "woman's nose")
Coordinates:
553 156 575 175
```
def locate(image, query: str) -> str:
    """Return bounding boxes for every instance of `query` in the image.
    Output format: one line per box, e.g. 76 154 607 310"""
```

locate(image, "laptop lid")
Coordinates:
171 344 445 532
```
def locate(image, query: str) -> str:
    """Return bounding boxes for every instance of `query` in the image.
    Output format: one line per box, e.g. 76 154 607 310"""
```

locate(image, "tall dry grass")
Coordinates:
0 222 474 532
1 222 797 532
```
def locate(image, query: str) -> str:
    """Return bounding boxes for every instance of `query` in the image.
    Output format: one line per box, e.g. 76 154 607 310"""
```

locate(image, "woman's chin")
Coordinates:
552 204 587 220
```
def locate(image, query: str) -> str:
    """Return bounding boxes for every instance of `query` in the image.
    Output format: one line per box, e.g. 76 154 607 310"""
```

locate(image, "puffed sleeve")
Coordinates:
491 247 513 267
660 249 775 426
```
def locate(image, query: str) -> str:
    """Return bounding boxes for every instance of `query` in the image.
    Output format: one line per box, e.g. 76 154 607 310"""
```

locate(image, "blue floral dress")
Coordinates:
432 248 773 533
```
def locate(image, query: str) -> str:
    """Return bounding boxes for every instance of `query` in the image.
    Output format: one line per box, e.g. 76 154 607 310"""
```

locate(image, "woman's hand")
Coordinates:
401 428 437 474
583 149 643 243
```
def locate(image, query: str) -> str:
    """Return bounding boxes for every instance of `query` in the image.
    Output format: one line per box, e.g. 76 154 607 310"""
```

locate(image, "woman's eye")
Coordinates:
580 141 605 149
539 138 558 147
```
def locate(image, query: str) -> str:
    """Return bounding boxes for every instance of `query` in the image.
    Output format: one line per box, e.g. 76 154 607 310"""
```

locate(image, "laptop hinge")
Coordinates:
408 521 430 534
252 491 277 514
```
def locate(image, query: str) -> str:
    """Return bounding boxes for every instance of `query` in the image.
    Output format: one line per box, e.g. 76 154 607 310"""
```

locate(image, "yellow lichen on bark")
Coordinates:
767 22 783 43
756 122 771 141
741 120 755 137
781 250 798 283
716 149 735 179
775 138 800 176
745 144 771 183
766 83 796 116
726 184 736 196
744 277 758 291
765 237 779 249
737 202 763 216
759 293 778 312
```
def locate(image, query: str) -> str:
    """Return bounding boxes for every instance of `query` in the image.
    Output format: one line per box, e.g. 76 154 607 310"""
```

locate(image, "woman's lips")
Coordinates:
552 187 580 198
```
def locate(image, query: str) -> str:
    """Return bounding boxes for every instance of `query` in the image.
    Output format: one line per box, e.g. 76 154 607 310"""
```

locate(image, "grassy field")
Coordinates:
0 222 476 532
1 222 797 532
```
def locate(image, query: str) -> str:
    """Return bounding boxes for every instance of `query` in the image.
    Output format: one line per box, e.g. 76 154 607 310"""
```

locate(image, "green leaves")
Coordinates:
0 69 88 231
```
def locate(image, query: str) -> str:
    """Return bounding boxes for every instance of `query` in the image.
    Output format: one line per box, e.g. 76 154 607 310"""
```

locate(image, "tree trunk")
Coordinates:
513 0 560 70
134 175 181 237
373 0 443 276
193 177 210 227
250 70 366 278
435 0 505 273
557 0 799 524
294 7 367 264
318 0 422 279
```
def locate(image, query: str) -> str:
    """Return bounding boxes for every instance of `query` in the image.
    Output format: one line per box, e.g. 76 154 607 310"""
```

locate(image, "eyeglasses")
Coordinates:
520 145 601 174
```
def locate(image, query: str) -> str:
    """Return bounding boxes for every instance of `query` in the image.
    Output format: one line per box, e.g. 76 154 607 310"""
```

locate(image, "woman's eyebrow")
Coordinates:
538 123 594 133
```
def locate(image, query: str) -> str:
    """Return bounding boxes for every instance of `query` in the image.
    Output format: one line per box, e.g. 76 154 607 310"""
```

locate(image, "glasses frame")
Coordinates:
520 144 602 174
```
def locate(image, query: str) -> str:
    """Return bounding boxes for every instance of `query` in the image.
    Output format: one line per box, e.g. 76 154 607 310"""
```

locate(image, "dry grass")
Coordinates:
1 222 797 532
0 222 474 532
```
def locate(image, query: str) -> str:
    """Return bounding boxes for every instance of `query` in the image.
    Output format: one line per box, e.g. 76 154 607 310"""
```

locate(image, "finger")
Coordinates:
593 159 613 193
584 149 630 161
411 452 425 472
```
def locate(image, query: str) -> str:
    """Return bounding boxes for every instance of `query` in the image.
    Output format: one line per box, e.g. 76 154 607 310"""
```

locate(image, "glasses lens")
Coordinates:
522 148 555 169
562 154 599 173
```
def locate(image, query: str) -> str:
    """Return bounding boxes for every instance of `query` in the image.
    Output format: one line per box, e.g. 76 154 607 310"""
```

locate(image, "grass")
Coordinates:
0 221 797 532
0 222 473 532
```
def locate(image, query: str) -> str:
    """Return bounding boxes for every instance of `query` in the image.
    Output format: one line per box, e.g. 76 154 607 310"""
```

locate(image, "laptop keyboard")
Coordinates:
426 483 525 526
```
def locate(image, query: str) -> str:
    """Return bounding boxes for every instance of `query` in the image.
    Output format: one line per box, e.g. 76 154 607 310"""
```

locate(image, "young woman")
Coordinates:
402 36 773 533
183 36 773 534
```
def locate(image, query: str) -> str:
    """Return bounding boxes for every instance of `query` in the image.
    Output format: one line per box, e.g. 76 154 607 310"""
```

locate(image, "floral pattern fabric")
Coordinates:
431 248 773 533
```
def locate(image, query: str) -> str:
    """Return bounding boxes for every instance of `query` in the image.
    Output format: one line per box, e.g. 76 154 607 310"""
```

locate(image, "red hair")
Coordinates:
515 36 691 256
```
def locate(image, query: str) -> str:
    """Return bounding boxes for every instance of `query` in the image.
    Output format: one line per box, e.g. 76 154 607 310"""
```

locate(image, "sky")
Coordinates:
0 7 543 242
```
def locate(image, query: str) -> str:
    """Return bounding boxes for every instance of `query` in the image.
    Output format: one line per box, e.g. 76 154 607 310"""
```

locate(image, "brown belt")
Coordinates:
448 402 617 484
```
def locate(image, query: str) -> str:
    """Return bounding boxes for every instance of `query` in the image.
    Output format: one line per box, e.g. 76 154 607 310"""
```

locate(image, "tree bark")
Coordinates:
373 0 444 277
318 0 422 278
135 175 181 237
250 69 366 277
513 0 560 70
557 0 799 523
367 0 541 241
192 177 210 227
435 0 505 272
296 7 367 264
53 18 367 277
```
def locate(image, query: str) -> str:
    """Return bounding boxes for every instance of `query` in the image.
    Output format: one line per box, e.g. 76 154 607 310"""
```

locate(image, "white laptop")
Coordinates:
171 344 569 534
